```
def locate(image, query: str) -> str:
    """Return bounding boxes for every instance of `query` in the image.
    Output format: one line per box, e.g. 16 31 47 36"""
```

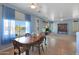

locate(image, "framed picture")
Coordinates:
58 23 67 34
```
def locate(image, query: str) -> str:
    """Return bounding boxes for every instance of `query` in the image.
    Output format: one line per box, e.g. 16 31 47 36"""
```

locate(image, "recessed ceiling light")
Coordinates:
60 18 63 21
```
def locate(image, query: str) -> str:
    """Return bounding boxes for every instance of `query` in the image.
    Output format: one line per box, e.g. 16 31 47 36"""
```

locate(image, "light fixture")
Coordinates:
29 3 41 13
30 3 37 9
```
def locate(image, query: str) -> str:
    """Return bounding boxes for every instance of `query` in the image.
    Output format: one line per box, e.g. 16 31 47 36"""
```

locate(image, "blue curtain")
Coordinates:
25 14 32 33
1 5 15 45
25 14 31 21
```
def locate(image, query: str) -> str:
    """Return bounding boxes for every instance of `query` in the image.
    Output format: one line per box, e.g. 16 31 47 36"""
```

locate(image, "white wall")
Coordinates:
39 20 44 32
51 20 73 35
15 11 25 21
31 16 37 34
52 22 58 33
31 15 45 34
49 19 79 35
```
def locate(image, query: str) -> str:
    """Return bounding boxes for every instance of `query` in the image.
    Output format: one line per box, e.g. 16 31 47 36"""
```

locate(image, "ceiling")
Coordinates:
4 3 47 20
42 3 79 20
5 3 79 21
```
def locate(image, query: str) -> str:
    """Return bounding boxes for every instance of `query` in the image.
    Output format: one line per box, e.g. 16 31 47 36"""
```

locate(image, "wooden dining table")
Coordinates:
14 33 45 55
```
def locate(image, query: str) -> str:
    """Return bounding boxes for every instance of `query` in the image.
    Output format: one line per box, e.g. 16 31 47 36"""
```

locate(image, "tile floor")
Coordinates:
0 33 76 55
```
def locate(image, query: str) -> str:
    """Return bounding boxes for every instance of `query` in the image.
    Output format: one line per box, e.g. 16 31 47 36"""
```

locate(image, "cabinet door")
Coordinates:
72 22 79 32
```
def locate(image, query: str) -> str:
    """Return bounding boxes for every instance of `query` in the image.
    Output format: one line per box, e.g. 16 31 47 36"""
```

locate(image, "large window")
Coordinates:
4 20 15 35
10 20 15 35
15 21 26 37
4 19 9 35
15 20 31 37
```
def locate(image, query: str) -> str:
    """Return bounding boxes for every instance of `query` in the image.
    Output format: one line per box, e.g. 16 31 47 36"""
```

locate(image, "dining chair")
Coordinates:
25 33 32 37
37 36 45 54
44 32 49 47
12 40 26 55
32 36 45 55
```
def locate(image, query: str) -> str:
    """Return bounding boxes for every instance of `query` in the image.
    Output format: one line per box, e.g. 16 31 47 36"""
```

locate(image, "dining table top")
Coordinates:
14 32 45 45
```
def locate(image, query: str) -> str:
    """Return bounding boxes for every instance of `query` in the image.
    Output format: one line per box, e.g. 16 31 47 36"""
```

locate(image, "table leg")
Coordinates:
19 49 21 55
25 46 30 55
14 52 17 55
38 45 41 55
26 49 29 55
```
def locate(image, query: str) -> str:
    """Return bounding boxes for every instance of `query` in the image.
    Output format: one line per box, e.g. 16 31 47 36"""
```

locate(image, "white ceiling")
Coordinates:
40 3 79 21
6 3 79 21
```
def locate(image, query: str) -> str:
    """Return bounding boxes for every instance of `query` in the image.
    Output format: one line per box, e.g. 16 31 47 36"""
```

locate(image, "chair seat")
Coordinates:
14 49 19 54
14 47 26 54
13 40 27 55
20 47 26 53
